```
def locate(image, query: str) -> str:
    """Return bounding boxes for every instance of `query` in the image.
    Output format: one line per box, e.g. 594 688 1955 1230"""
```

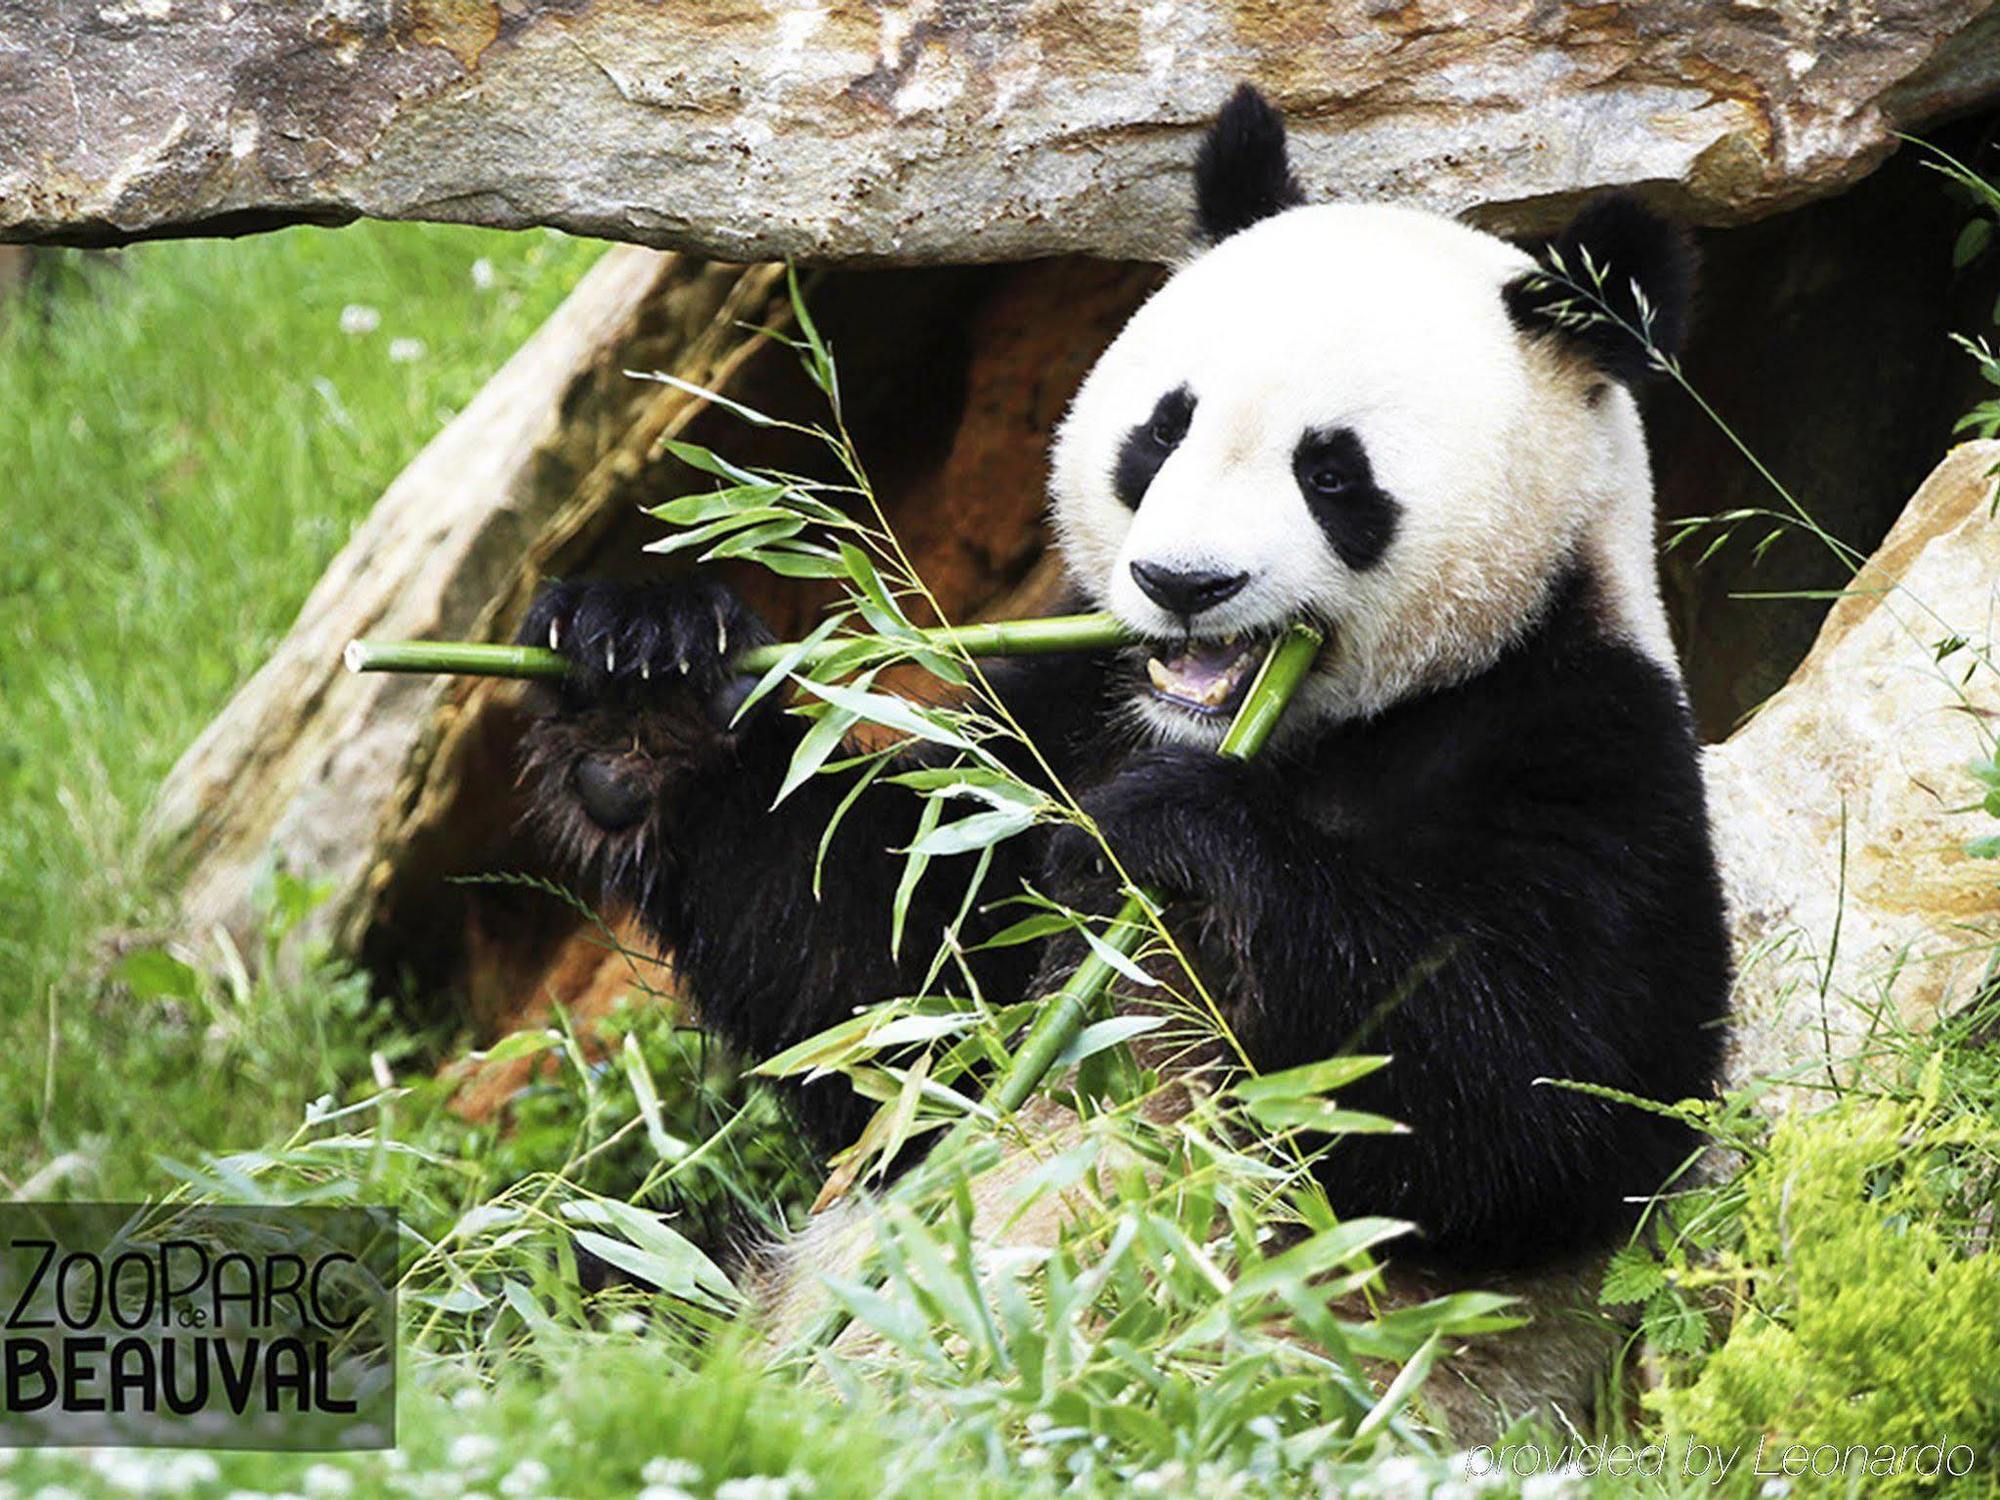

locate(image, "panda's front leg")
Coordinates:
1043 747 1293 929
513 576 776 914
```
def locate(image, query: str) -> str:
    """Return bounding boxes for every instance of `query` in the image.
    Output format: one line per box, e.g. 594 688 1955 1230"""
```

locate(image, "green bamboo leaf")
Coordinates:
906 806 1037 858
1232 1054 1392 1102
621 1033 690 1162
1243 1099 1407 1135
657 436 766 486
642 508 793 556
786 265 841 411
649 483 787 524
1052 1014 1163 1069
474 1029 562 1065
562 1199 740 1306
1079 917 1159 989
971 911 1080 950
794 676 974 752
755 545 850 579
892 797 944 960
701 516 808 560
632 370 784 428
736 610 850 724
835 541 914 634
1353 1330 1442 1442
753 1006 895 1079
1956 217 1993 268
117 948 201 1003
775 699 864 806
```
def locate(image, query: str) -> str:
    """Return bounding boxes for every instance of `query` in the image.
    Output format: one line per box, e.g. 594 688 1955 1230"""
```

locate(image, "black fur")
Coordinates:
516 579 1120 1152
1504 196 1696 385
1113 385 1195 510
515 565 1730 1270
1194 84 1304 243
1292 426 1400 571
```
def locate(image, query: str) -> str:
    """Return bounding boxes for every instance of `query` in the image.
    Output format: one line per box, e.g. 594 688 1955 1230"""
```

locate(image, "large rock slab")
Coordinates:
143 245 793 974
4 2 1999 262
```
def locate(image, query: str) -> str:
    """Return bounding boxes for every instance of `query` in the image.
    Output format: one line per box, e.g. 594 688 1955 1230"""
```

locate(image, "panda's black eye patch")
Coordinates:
1292 426 1400 571
1113 385 1196 510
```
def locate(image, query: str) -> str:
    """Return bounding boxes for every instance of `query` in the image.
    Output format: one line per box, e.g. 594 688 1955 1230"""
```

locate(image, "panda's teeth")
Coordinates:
1147 658 1174 694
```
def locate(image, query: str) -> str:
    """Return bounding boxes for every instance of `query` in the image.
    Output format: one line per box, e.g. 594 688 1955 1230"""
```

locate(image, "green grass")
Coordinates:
0 224 603 1196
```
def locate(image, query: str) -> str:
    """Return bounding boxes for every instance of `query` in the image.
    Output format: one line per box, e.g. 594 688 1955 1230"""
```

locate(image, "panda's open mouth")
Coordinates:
1144 633 1261 716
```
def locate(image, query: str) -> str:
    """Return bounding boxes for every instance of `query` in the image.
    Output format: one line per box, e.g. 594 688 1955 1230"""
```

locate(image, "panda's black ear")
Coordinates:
1194 84 1305 243
1502 196 1695 385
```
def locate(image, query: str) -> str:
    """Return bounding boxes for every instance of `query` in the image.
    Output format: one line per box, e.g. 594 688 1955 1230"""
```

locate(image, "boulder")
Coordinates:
5 2 2000 262
1709 440 2000 1094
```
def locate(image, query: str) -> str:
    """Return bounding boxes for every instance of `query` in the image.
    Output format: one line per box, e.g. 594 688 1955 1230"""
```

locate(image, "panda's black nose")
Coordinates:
1129 561 1250 619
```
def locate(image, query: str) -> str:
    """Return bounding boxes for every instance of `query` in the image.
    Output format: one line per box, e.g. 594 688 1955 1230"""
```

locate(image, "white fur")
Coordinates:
1048 203 1677 745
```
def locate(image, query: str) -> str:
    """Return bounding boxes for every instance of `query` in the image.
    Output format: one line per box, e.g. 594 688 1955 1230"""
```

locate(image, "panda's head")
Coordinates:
1049 85 1694 746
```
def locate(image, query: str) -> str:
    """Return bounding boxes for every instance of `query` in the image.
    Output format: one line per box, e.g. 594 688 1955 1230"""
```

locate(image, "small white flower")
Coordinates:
88 1452 153 1490
388 337 427 363
1521 1475 1581 1500
608 1310 646 1335
447 1432 501 1471
641 1459 703 1487
304 1462 357 1497
1019 1449 1053 1470
636 1487 694 1500
471 258 496 291
1761 1484 1793 1499
339 303 381 335
1368 1454 1433 1500
499 1459 551 1497
450 1386 489 1411
716 1479 797 1500
165 1453 222 1489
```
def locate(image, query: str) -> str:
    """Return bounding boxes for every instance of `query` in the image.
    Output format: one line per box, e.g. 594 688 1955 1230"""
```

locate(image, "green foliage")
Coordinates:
1650 1083 2000 1494
0 223 603 1195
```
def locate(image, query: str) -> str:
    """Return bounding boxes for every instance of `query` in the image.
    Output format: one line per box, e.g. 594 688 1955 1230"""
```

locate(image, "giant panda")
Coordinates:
515 85 1731 1277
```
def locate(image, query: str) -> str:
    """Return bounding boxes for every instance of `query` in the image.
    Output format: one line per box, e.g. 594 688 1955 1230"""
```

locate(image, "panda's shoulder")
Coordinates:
1339 567 1700 826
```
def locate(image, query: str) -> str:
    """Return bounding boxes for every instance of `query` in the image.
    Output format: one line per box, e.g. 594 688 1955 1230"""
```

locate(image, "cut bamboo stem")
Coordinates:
343 612 1135 682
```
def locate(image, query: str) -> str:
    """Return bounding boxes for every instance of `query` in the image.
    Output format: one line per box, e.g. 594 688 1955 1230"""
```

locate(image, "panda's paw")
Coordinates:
515 577 775 860
1044 749 1267 908
520 576 773 727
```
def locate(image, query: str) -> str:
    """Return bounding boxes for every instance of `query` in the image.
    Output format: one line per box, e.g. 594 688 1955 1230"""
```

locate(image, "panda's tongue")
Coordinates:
1146 635 1258 714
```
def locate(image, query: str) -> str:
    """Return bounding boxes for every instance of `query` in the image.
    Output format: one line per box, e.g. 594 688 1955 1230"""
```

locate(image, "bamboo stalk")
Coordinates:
343 612 1135 682
984 622 1321 1118
785 622 1323 1361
